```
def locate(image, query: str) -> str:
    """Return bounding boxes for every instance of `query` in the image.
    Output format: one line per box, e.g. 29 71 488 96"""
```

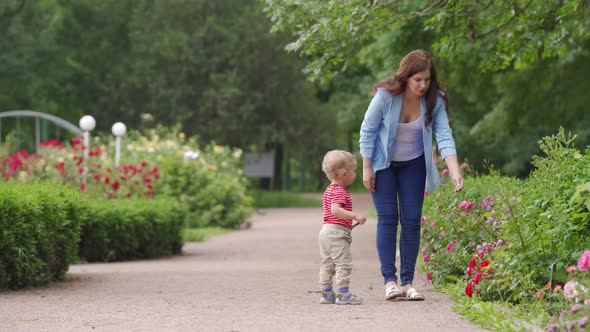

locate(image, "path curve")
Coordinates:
0 193 487 331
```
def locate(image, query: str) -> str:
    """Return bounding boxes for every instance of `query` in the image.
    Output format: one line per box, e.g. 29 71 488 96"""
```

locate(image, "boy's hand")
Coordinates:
354 214 367 224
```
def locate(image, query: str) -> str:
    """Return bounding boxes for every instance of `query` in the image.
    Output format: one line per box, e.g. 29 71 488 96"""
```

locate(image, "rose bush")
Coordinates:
1 126 253 229
422 128 590 329
546 250 590 331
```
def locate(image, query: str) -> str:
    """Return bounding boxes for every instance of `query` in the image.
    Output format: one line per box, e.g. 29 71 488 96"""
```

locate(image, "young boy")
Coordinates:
319 150 367 305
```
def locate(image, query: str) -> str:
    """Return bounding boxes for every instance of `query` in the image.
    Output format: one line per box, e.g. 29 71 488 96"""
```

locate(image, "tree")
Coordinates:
264 0 589 82
264 0 590 177
0 0 339 189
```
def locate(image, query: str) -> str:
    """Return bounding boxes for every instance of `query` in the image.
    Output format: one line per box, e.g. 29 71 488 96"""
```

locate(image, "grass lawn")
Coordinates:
251 190 322 208
182 227 232 242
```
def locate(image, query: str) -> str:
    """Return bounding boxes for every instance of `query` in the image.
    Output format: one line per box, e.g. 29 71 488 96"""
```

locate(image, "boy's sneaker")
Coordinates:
320 290 336 304
335 293 363 305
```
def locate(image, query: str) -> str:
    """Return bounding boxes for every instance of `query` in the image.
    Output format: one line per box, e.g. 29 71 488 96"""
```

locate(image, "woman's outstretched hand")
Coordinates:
451 173 464 192
443 155 464 193
363 167 375 192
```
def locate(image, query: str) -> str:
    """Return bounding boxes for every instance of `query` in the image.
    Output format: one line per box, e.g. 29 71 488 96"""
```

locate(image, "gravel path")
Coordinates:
0 193 488 331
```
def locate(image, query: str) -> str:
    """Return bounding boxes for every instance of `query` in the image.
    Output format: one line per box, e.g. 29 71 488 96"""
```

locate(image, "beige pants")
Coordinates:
318 223 352 290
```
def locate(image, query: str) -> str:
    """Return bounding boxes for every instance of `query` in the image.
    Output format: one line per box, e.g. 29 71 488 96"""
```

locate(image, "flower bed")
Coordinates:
0 126 253 229
422 129 590 330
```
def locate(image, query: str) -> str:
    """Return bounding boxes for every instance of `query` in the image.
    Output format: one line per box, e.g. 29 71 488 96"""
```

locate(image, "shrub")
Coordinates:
422 174 521 290
78 197 187 262
0 182 86 290
0 137 161 199
423 128 590 306
148 132 253 229
1 126 254 229
546 250 590 331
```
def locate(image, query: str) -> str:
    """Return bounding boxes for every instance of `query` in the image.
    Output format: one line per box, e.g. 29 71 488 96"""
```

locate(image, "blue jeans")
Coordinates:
371 154 426 286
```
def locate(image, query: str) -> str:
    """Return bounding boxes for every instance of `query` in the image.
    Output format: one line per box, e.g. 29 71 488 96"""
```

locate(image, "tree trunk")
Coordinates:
273 143 283 191
348 129 354 153
259 177 271 190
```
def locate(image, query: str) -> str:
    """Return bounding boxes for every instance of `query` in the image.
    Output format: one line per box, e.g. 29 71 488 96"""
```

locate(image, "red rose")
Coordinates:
465 282 473 297
474 273 482 285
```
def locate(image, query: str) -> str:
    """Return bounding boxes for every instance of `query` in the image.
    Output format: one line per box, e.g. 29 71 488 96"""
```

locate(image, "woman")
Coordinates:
359 50 464 301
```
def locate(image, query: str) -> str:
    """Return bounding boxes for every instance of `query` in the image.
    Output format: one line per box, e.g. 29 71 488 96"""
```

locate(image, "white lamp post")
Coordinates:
111 122 127 167
79 115 96 189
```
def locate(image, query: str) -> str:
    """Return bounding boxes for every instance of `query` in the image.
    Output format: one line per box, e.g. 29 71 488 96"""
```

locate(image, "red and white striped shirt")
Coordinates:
322 183 353 229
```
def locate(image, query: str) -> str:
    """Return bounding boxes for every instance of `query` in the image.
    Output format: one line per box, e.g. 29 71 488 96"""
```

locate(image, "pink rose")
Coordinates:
578 250 590 271
580 317 589 329
423 255 429 263
446 242 454 252
459 200 468 209
481 198 490 209
564 281 579 300
425 272 432 282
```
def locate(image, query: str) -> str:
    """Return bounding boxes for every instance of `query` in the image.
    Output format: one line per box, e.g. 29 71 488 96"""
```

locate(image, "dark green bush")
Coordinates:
0 182 86 290
79 198 187 262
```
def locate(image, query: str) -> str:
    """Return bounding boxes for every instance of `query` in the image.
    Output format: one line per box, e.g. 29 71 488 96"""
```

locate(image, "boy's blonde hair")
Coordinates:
322 150 356 181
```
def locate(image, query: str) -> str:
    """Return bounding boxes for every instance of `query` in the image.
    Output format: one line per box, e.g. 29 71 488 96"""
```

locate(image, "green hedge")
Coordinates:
0 182 86 290
78 198 187 262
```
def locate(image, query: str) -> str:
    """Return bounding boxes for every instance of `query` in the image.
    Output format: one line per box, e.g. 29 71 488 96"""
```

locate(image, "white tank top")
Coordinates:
391 115 424 162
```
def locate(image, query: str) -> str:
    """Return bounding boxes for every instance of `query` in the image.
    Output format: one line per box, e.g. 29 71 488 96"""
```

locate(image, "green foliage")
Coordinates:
546 257 590 331
515 129 590 288
0 181 86 290
444 281 550 332
422 174 521 286
265 1 590 178
1 127 255 229
0 0 333 162
251 191 321 208
265 0 589 82
144 132 254 229
78 197 187 262
421 129 590 329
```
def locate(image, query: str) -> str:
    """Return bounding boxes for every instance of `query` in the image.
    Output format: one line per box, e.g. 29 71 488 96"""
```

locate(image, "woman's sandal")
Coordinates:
385 285 404 301
399 287 425 301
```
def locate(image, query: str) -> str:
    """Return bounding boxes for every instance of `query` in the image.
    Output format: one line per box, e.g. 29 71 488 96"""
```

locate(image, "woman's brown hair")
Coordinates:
370 50 449 127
